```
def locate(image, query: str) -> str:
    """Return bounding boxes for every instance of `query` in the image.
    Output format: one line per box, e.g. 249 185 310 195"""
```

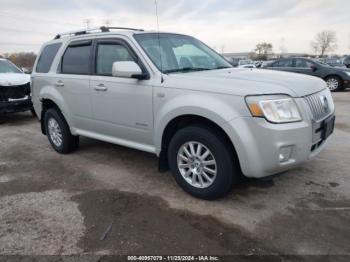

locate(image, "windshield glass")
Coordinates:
0 60 22 74
134 33 232 73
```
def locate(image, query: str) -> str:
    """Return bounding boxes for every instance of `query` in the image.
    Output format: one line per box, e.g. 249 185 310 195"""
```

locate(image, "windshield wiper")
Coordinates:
164 67 211 74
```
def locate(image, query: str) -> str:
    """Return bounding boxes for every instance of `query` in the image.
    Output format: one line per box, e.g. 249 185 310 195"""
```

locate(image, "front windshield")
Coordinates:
0 60 22 74
134 33 232 73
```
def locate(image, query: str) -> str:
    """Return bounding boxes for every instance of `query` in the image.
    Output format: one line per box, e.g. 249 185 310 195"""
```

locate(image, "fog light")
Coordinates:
279 146 293 163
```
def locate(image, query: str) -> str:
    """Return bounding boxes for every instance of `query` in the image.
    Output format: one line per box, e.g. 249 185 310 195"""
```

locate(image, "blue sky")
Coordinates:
0 0 349 54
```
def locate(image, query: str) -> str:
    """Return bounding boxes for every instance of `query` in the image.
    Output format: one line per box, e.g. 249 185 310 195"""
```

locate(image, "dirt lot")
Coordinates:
0 91 349 258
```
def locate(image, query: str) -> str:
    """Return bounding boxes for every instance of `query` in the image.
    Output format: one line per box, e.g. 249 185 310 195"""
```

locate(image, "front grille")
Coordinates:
0 83 30 102
304 92 330 121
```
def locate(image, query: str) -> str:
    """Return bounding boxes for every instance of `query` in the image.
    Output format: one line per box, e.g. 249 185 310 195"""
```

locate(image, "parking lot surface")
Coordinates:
0 91 349 256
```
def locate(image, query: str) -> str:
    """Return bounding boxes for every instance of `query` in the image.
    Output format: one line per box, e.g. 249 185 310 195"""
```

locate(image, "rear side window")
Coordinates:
61 41 92 75
36 43 62 73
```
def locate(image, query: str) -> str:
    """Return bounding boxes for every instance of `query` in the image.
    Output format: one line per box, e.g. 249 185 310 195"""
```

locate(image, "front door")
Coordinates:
90 39 154 146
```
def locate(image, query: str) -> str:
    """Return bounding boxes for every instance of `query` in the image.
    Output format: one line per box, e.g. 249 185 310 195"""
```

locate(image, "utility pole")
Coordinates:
104 19 112 27
83 19 93 29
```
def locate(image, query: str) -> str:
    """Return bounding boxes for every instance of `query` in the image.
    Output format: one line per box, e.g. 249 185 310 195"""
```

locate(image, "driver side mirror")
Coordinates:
112 61 147 80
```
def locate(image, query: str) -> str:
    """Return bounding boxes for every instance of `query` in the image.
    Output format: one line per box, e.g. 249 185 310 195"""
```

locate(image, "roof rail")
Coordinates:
54 26 144 39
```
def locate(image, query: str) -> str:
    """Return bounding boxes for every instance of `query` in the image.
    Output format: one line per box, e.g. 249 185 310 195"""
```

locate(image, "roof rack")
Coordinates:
54 26 144 39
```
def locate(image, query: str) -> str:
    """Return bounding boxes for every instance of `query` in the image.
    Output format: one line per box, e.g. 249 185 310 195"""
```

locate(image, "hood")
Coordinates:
165 68 326 97
0 73 30 86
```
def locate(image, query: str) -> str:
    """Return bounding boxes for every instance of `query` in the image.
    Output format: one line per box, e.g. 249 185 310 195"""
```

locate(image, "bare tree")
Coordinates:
310 30 337 57
254 42 273 60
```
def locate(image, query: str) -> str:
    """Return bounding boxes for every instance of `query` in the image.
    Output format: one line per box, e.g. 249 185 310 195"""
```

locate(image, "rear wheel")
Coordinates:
168 125 238 200
30 108 37 117
44 108 79 154
325 76 343 92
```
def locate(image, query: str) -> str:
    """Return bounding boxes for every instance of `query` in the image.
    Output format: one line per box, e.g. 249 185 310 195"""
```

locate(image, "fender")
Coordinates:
154 92 248 154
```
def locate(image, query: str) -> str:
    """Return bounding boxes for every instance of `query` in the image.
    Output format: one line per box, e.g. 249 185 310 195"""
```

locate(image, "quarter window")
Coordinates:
96 43 136 75
36 43 62 73
62 42 92 75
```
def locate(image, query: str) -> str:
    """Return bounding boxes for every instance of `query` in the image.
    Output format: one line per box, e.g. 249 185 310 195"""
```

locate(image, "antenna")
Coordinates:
154 0 164 83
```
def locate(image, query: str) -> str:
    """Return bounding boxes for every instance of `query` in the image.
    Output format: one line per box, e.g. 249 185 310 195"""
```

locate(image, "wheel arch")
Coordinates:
157 114 242 174
39 86 74 135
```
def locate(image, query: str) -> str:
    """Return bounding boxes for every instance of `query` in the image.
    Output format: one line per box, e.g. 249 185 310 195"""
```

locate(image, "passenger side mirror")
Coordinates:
112 61 147 80
310 65 318 72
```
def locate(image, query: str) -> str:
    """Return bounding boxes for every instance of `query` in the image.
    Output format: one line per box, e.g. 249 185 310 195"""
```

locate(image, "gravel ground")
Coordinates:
0 91 349 259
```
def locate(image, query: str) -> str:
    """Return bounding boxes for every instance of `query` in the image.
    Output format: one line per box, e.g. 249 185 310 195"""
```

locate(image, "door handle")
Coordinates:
55 80 64 87
94 83 108 92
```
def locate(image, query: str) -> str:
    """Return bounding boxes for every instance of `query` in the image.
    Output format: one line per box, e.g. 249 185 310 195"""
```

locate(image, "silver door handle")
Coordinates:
56 80 64 87
94 83 108 92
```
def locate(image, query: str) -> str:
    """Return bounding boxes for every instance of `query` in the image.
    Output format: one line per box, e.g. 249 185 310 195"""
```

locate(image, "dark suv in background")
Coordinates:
264 57 350 91
344 56 350 68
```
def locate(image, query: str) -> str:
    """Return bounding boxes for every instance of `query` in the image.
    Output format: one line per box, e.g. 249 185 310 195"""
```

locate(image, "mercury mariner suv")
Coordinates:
31 27 335 199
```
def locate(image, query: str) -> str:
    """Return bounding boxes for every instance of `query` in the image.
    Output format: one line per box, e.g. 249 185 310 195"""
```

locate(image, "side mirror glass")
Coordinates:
112 61 147 80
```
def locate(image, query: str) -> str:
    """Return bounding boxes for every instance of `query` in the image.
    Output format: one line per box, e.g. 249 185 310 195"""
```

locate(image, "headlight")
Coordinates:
245 95 302 123
344 71 350 77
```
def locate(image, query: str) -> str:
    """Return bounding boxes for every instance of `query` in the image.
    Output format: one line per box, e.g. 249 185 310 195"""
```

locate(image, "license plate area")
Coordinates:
312 115 335 145
321 115 335 140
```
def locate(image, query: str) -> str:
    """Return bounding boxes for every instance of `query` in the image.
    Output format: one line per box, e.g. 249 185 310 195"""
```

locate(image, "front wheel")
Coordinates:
325 76 343 92
44 108 79 154
168 125 239 200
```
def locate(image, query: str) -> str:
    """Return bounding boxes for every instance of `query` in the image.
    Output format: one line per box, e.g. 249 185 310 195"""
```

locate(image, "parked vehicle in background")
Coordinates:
238 59 256 68
32 27 335 199
264 57 350 91
317 58 346 68
0 58 34 114
344 56 350 68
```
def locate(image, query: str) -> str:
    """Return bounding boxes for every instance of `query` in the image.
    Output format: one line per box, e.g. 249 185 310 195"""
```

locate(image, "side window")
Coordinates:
61 42 92 75
36 43 62 73
96 43 136 75
276 59 293 68
295 59 307 68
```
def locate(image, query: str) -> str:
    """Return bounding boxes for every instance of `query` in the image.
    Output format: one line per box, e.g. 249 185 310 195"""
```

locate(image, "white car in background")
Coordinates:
0 58 33 114
238 59 256 68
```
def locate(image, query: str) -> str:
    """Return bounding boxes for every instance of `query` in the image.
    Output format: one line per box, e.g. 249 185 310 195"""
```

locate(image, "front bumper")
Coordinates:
222 110 335 178
0 97 33 113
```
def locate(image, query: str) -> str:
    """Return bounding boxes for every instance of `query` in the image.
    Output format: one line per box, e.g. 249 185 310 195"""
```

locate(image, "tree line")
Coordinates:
251 30 341 60
0 52 37 70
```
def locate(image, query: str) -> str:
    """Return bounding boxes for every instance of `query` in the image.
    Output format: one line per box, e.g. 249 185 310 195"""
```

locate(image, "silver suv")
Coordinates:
32 27 335 199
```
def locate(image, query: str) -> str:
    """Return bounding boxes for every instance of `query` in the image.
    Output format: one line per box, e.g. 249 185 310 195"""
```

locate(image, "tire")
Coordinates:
168 125 238 200
325 76 343 92
30 108 37 117
44 108 79 154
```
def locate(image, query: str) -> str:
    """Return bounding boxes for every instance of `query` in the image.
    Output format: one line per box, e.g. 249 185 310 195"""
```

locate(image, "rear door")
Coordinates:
57 40 93 130
89 38 154 146
266 59 295 72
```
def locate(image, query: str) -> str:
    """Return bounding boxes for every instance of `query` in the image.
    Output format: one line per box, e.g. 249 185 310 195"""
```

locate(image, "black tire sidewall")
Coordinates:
168 126 236 200
44 108 72 153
